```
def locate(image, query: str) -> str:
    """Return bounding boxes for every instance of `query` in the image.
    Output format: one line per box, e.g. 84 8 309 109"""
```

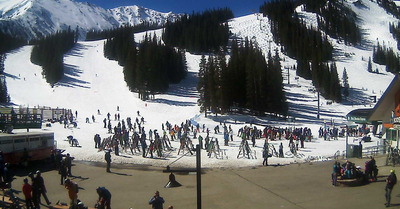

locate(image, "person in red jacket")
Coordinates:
22 178 34 209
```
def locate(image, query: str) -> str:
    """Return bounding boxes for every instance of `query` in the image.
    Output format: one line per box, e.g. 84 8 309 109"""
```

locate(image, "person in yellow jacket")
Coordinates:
64 179 78 208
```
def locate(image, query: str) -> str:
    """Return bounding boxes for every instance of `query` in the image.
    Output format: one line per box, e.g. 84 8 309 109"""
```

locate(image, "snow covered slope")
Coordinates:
2 0 396 168
0 0 178 40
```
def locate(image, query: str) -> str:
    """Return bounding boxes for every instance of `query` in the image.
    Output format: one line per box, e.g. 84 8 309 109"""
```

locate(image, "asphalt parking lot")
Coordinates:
8 155 400 209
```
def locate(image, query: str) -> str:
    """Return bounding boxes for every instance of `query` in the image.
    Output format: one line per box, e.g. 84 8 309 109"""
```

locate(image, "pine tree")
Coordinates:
0 54 4 74
342 68 349 98
368 57 373 72
197 55 209 117
329 62 342 102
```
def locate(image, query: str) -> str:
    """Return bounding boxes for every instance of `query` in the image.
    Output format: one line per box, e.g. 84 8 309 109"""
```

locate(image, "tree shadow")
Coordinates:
164 71 199 98
3 72 20 80
65 43 90 58
150 98 196 107
56 64 90 89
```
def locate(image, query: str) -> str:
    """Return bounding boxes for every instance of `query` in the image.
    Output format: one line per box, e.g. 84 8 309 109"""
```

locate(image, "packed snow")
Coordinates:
3 0 396 168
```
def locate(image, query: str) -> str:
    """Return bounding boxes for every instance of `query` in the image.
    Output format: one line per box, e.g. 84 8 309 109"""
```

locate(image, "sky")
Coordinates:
75 0 268 17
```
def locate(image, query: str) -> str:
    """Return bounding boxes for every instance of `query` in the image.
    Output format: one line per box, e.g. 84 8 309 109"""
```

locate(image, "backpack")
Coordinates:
75 183 79 193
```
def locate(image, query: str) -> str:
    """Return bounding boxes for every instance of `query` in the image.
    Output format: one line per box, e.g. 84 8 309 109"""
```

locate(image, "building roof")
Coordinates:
346 108 373 123
368 74 400 122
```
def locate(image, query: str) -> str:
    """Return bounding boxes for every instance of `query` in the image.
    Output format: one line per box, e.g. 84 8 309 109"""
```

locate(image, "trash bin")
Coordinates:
347 145 362 158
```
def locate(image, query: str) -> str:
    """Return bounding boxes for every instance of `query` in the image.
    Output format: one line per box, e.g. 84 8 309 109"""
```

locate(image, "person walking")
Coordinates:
59 160 68 185
64 179 78 209
22 178 34 209
32 170 51 206
96 187 112 209
149 190 165 209
385 169 397 207
105 150 111 173
65 153 72 177
262 142 270 166
279 142 284 158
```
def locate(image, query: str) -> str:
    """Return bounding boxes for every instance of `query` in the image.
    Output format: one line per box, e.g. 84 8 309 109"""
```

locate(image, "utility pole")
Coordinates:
317 91 320 119
196 145 201 209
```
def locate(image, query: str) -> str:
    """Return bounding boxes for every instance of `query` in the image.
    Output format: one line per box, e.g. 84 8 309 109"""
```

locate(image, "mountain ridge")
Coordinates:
0 0 179 40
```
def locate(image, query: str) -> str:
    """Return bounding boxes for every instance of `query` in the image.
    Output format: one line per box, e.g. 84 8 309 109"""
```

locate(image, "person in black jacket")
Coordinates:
105 150 111 173
59 160 67 185
386 169 397 207
32 170 51 207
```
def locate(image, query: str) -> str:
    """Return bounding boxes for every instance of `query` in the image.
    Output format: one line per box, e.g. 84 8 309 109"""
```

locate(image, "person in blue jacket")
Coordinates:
96 187 111 209
149 190 164 209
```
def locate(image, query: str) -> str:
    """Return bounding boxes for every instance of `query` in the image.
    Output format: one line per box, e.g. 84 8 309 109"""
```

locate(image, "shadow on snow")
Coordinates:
56 63 90 89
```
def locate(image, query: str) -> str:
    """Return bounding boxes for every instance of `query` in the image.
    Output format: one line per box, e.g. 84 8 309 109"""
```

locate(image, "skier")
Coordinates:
141 137 147 158
224 132 229 146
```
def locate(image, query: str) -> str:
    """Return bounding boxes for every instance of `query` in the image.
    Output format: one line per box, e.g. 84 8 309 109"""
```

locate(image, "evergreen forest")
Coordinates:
197 39 287 116
103 27 187 100
0 31 26 54
0 54 10 103
30 28 77 86
86 22 161 41
260 0 342 102
301 0 361 45
373 42 400 73
0 31 25 104
162 8 233 53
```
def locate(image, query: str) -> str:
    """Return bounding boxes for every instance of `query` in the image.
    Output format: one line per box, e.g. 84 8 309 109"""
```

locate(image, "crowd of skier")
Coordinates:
78 107 319 166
